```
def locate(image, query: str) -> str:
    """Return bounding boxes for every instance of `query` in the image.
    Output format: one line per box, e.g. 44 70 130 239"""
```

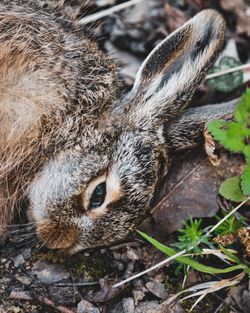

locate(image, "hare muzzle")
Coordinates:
37 219 80 249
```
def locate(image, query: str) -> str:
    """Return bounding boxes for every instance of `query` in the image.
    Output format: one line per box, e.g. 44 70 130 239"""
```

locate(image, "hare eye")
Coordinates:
89 182 106 210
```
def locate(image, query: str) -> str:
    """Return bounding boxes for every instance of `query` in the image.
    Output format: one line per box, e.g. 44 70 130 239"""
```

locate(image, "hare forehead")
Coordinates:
28 153 81 221
28 149 109 219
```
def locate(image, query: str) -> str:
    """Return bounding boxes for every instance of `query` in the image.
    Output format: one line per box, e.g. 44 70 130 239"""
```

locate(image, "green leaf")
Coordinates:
241 162 250 196
219 246 241 264
138 231 246 274
208 56 243 93
219 176 248 202
175 218 212 254
243 145 250 161
219 246 250 275
234 89 250 125
207 120 246 153
207 119 229 139
223 122 248 152
214 214 245 236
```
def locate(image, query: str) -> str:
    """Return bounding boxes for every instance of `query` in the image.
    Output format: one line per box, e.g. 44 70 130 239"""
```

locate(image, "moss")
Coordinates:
33 248 114 280
164 276 181 294
34 251 65 264
182 299 213 313
68 251 114 280
73 258 110 280
181 298 231 313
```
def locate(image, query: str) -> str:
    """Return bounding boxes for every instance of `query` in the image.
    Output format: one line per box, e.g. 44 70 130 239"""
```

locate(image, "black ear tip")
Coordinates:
190 9 225 50
193 9 226 31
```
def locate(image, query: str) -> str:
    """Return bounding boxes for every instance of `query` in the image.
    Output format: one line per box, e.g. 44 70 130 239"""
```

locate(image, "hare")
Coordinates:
0 0 237 254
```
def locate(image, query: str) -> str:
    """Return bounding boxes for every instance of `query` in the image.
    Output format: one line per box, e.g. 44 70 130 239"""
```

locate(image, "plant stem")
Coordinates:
206 64 250 80
79 0 145 25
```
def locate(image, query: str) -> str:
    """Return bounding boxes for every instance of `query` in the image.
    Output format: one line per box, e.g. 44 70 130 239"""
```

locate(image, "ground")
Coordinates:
1 1 250 312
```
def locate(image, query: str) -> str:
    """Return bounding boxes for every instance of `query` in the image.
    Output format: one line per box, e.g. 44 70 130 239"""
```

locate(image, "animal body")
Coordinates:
0 0 237 254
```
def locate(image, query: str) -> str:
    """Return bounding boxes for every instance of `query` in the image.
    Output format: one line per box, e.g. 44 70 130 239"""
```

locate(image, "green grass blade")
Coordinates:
138 231 245 275
219 246 241 264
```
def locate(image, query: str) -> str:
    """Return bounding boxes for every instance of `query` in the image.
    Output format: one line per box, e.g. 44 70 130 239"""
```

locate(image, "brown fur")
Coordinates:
37 219 80 249
0 0 120 231
0 2 236 252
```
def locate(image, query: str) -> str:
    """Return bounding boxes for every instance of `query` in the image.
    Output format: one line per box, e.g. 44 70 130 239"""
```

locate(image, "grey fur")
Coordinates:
166 99 240 151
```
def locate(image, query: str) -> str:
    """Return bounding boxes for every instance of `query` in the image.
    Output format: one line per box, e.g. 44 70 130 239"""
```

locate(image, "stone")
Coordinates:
9 290 33 301
49 286 75 304
77 299 100 313
114 260 124 271
15 274 32 285
146 282 168 299
132 290 145 306
12 254 25 268
122 297 135 313
135 301 159 313
32 260 69 284
12 248 31 268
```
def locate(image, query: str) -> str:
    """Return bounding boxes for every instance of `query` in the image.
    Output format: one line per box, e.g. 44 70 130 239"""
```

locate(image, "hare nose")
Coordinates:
37 219 80 249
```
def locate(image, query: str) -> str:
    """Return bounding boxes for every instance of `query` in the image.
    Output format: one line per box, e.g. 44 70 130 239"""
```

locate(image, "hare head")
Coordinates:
0 5 225 253
26 9 225 254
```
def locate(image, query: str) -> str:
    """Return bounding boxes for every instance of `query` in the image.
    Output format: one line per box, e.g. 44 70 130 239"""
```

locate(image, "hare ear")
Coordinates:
125 10 225 128
166 99 239 151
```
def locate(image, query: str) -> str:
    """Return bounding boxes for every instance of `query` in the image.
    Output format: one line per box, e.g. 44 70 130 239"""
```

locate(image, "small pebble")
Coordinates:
15 274 32 285
77 299 100 313
146 281 168 299
22 248 31 259
134 301 159 313
122 297 135 313
9 290 32 301
12 254 25 268
132 290 145 306
32 260 70 284
113 252 122 260
114 260 124 271
49 286 75 304
12 248 31 268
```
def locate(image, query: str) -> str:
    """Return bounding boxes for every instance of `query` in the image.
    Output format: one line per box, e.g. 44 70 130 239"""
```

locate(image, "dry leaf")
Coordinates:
204 129 221 166
238 228 250 257
143 150 244 238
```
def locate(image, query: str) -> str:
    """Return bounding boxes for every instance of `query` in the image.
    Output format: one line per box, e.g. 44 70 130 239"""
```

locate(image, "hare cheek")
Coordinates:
27 200 48 223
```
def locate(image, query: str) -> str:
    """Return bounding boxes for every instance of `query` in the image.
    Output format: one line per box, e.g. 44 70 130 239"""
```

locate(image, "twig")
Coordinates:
42 297 75 313
110 241 141 250
113 248 188 288
113 197 250 288
213 294 239 313
214 303 224 313
206 63 250 80
79 0 145 25
52 281 99 287
206 197 250 236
